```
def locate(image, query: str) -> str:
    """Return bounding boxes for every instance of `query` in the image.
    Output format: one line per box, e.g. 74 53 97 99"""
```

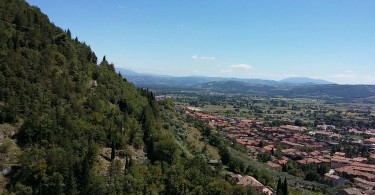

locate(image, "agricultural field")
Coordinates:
168 92 375 129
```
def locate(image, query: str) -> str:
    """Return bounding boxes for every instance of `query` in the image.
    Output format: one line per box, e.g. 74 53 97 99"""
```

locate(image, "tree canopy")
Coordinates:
0 1 252 194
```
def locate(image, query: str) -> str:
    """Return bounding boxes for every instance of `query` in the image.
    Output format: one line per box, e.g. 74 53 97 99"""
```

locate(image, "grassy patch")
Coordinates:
289 187 324 195
348 135 363 139
185 124 220 160
203 105 235 113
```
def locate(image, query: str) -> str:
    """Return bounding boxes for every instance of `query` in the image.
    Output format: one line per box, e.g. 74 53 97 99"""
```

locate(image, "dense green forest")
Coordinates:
0 0 256 194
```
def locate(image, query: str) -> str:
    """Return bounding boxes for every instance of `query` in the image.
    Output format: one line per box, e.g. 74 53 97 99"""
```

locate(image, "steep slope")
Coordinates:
0 0 150 193
0 1 246 194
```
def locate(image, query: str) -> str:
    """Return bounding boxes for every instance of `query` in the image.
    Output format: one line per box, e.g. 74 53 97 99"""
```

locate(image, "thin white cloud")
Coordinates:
282 74 299 78
217 64 253 76
332 74 355 79
325 73 375 84
230 64 252 70
320 70 375 84
331 70 356 79
220 69 232 73
192 55 216 60
193 70 202 74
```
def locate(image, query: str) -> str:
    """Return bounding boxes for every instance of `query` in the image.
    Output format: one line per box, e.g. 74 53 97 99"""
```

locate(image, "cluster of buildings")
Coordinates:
184 107 375 194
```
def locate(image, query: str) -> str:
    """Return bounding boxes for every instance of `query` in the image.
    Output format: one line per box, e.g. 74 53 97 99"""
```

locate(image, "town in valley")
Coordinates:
155 90 375 195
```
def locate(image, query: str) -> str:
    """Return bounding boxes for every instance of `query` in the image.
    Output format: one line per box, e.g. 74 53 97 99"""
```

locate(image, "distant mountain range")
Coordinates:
279 77 333 85
198 81 375 99
117 68 375 99
117 68 334 88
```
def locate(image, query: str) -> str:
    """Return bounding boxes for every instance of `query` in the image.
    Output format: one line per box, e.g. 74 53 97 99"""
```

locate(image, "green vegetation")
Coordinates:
185 123 220 159
0 1 254 194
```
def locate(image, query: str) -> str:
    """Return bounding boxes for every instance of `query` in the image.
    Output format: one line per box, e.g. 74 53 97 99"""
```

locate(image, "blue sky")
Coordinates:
26 0 375 84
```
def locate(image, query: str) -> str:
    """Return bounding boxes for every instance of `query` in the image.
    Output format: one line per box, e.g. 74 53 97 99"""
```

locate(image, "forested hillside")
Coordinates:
0 0 245 194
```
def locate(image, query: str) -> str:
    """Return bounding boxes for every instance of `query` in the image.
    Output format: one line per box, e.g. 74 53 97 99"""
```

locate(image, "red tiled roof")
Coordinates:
336 166 375 181
365 138 375 144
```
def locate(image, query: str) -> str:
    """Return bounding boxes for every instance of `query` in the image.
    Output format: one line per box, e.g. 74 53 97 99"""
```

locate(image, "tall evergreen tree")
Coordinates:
282 177 288 195
66 29 71 38
276 178 283 195
111 140 116 161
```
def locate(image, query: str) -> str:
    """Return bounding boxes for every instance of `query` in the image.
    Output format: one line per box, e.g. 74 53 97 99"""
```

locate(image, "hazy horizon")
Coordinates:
27 0 375 84
118 66 337 84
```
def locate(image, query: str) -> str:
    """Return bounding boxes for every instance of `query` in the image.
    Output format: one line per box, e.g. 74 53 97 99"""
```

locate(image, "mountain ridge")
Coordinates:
116 68 334 88
116 69 375 99
197 81 375 99
279 77 334 85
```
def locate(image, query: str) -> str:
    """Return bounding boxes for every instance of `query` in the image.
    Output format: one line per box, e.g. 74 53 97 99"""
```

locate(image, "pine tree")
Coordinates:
282 177 288 195
276 178 283 195
101 55 108 65
66 29 71 38
111 140 116 161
